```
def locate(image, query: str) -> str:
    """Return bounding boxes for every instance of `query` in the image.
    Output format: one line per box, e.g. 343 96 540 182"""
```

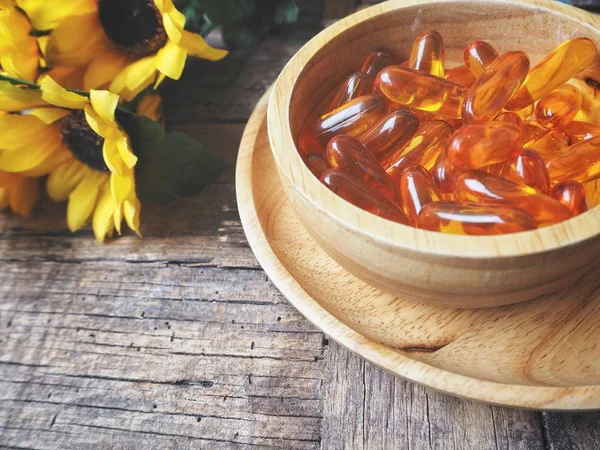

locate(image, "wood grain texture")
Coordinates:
267 0 600 308
1 3 600 449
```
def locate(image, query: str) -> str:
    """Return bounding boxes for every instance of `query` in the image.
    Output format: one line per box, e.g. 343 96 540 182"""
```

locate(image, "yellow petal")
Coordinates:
181 31 228 61
0 114 53 150
40 76 89 109
18 144 71 177
162 8 185 44
113 200 123 234
83 50 129 91
109 56 157 101
46 12 107 67
0 81 45 111
90 89 119 123
29 107 70 124
102 139 125 175
124 198 141 236
116 136 137 169
92 186 116 243
110 172 134 204
67 172 105 232
0 129 62 174
46 159 88 201
9 175 38 216
137 91 165 126
156 39 187 80
16 0 98 31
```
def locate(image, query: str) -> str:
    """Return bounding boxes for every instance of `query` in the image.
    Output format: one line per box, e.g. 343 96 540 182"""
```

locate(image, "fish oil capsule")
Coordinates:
569 78 600 125
552 181 588 215
298 95 386 153
399 165 441 223
464 41 499 77
304 153 330 179
328 72 374 112
375 66 468 118
505 38 598 110
321 169 408 224
431 151 459 194
409 30 445 77
521 121 547 146
361 48 395 77
503 149 550 194
417 202 537 235
326 135 397 201
546 135 600 183
585 179 600 208
495 112 524 141
462 51 530 124
560 120 600 144
527 130 571 158
445 65 476 88
384 120 451 176
511 104 535 122
453 170 573 226
534 84 582 129
359 109 420 160
482 161 506 176
446 122 521 169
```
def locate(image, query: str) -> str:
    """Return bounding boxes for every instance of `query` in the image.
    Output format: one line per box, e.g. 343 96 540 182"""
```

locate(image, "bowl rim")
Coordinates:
267 0 600 259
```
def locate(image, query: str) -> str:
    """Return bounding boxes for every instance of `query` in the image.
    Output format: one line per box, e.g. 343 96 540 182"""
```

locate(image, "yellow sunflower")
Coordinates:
0 77 141 242
0 171 39 216
33 0 227 99
0 0 40 81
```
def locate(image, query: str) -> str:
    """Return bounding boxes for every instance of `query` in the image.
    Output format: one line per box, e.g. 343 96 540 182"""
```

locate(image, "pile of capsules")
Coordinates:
297 31 600 235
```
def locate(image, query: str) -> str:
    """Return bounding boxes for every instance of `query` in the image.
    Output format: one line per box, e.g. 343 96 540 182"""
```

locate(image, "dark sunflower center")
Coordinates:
98 0 167 59
61 111 109 173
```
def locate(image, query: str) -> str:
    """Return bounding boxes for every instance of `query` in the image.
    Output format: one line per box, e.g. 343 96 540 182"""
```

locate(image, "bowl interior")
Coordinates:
274 0 600 258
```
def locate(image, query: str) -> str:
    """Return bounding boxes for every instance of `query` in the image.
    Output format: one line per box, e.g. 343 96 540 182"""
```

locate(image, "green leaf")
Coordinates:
196 0 256 26
119 114 228 205
222 19 262 49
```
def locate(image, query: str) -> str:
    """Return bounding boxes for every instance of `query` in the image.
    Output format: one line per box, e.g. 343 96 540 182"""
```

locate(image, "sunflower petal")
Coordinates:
92 186 116 243
46 12 106 67
9 175 38 216
0 114 53 149
0 82 45 111
67 172 104 232
109 56 157 101
84 50 129 91
46 159 87 201
90 89 119 123
113 201 123 234
40 76 89 109
16 0 98 31
29 107 70 124
156 39 187 80
102 139 125 175
181 31 228 61
116 137 137 169
124 197 141 236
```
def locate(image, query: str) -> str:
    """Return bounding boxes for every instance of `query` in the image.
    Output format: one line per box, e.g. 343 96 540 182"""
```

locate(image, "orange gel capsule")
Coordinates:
464 41 499 77
462 51 530 124
409 30 446 77
551 181 588 216
482 161 506 176
534 84 582 128
503 149 550 194
522 121 547 146
361 48 395 77
384 120 451 175
359 109 420 160
511 103 535 122
299 95 386 152
445 65 476 88
505 38 598 110
328 72 375 111
326 135 397 201
453 170 573 226
546 135 600 183
560 120 600 144
527 130 571 158
398 165 441 223
375 66 468 118
304 153 330 179
446 122 521 169
585 179 600 208
431 151 460 193
417 202 537 235
321 169 408 224
495 111 524 131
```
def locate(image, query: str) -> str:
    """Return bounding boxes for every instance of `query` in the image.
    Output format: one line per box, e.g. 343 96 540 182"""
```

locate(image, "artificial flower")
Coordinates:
32 0 227 99
0 0 40 81
0 170 39 216
0 77 141 242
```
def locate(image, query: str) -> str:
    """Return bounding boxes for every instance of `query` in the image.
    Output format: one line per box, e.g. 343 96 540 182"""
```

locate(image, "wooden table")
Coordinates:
2 5 600 450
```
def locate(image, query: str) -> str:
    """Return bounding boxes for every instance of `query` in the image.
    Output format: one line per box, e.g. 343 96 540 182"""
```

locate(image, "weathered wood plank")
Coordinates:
542 412 600 450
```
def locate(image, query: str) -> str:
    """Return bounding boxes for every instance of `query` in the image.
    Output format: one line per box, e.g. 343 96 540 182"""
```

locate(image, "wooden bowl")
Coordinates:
267 0 600 309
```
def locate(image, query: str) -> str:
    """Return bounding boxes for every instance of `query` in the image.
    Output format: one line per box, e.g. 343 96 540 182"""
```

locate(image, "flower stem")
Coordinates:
0 74 90 97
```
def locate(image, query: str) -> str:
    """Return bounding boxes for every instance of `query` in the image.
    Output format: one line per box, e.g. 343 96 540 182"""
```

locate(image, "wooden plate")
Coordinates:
236 89 600 410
